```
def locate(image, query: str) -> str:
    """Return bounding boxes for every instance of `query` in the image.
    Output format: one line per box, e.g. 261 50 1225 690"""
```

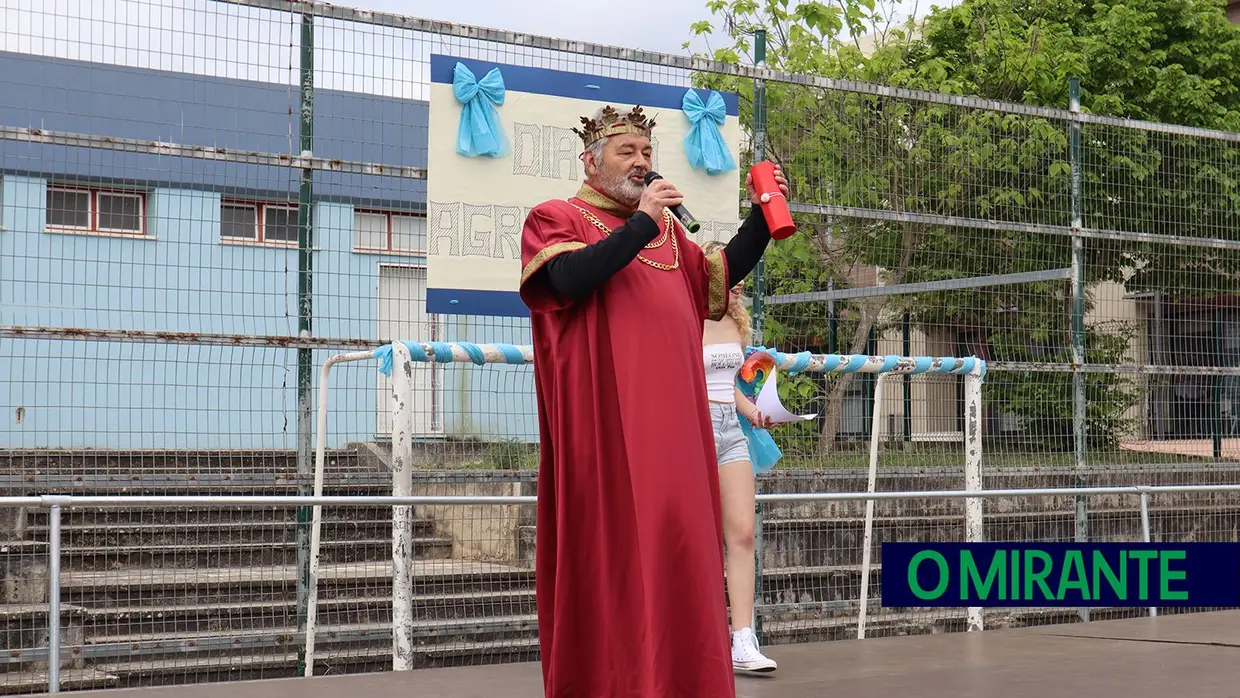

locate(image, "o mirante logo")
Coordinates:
882 543 1240 607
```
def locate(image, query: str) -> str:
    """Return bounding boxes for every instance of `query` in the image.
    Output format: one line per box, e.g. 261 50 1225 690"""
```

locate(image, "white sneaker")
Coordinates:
731 627 777 673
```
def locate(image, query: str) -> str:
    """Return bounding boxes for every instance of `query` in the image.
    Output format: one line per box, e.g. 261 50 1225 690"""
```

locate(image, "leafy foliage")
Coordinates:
686 0 1240 451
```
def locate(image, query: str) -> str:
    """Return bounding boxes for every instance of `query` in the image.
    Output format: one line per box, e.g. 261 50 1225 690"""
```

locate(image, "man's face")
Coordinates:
586 133 653 205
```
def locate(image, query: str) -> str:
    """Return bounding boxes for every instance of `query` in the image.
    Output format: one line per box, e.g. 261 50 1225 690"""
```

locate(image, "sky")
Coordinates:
351 0 956 56
0 0 959 100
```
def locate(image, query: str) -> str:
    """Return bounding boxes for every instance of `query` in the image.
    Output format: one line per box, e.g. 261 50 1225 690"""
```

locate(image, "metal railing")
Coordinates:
378 341 988 661
6 481 1240 693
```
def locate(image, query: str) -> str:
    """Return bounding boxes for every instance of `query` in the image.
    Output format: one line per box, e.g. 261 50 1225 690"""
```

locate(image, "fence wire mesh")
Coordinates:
2 0 1239 693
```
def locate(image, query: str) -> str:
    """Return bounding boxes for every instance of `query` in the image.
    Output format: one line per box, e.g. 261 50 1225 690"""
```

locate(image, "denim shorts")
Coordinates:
710 402 750 466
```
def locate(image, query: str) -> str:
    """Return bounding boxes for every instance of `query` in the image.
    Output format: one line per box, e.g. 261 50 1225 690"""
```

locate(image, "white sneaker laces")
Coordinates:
732 629 764 661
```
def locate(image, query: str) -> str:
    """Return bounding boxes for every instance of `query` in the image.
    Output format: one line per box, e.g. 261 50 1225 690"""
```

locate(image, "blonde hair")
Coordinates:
701 240 753 346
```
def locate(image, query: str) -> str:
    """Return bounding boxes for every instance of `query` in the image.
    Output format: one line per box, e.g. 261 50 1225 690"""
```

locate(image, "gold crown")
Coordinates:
572 105 657 148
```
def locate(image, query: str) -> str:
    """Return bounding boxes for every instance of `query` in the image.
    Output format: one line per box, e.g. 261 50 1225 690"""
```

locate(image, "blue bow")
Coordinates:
453 62 508 158
682 90 736 175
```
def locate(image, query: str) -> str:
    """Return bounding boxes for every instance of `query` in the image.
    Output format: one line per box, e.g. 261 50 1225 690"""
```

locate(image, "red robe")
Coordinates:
519 182 736 698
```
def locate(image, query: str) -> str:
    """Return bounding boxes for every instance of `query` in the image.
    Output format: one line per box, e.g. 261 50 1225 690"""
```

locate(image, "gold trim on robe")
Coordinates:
705 249 729 321
521 241 589 286
574 183 636 218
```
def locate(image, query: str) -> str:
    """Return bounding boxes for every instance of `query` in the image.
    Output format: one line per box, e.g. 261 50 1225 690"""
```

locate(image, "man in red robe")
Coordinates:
518 103 787 697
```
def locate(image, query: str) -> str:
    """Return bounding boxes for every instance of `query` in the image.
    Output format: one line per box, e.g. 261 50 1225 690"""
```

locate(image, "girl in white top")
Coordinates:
700 240 778 673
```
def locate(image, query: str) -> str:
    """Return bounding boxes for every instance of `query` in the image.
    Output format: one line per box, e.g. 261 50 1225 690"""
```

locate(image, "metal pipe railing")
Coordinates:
371 341 991 648
306 349 377 674
13 482 1239 508
856 374 887 639
1140 491 1157 618
47 504 63 694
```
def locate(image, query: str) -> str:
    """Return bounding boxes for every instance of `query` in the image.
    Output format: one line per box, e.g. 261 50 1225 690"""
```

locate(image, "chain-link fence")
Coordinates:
3 0 1239 694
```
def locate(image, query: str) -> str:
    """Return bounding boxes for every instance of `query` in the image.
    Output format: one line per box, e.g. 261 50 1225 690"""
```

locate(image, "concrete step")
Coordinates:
0 668 118 695
77 566 868 642
1 450 369 475
760 605 1155 644
81 615 538 664
25 506 402 528
0 604 90 674
71 604 1187 684
88 637 540 687
759 484 1240 521
757 564 881 618
25 519 414 548
70 565 872 655
60 561 534 606
516 505 1240 568
82 588 539 635
57 537 450 571
761 504 1240 568
4 475 396 494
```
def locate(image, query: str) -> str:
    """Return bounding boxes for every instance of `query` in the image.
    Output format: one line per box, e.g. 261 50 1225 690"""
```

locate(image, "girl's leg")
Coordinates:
719 459 757 631
719 459 777 672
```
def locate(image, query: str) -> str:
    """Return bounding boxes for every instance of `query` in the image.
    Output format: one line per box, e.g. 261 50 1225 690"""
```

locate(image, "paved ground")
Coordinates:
36 610 1240 698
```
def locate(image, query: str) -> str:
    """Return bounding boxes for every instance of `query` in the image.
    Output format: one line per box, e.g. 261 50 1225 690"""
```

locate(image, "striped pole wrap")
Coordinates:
375 341 986 378
376 341 533 375
780 352 987 377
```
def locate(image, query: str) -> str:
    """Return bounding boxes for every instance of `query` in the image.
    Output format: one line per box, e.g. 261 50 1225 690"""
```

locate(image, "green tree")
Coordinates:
687 0 1240 452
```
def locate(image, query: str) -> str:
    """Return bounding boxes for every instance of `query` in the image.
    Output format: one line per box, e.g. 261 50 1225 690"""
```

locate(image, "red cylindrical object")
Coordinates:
750 160 796 240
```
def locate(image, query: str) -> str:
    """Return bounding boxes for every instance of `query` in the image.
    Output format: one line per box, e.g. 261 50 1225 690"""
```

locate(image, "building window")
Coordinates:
221 201 299 245
46 186 146 236
355 210 426 255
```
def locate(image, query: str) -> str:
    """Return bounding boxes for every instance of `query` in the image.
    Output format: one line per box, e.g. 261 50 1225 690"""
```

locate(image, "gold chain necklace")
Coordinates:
571 205 680 271
582 208 668 249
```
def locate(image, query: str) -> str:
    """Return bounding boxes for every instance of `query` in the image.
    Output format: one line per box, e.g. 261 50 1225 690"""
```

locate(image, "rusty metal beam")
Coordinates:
0 125 427 179
989 361 1240 376
0 326 382 350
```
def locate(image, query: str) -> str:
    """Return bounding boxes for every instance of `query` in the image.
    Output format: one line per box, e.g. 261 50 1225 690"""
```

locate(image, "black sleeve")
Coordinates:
539 211 662 299
723 207 773 286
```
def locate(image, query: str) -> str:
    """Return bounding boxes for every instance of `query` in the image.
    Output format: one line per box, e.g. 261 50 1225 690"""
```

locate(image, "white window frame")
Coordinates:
376 262 444 437
220 200 300 247
45 185 148 238
354 209 427 256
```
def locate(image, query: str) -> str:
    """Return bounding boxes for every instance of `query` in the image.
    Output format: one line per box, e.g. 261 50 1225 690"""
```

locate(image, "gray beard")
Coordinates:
594 169 644 207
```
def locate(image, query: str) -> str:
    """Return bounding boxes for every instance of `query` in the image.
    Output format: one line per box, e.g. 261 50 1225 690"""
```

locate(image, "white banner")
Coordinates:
425 54 743 317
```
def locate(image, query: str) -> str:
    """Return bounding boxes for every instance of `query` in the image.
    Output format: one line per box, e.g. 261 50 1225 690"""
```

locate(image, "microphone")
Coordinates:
643 171 701 233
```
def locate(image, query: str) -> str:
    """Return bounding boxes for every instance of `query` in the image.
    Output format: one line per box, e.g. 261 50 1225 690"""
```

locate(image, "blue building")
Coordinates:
0 50 537 451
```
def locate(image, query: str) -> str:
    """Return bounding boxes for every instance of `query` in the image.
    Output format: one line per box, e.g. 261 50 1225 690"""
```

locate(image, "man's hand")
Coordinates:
745 164 790 205
638 178 684 222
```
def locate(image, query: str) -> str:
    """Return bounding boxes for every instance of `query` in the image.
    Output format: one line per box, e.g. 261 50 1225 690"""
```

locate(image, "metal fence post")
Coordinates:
1138 491 1157 618
749 27 768 644
305 350 377 675
294 8 318 677
857 375 887 640
390 341 416 671
963 370 985 632
902 313 912 444
47 503 62 694
1213 309 1224 460
1068 76 1090 625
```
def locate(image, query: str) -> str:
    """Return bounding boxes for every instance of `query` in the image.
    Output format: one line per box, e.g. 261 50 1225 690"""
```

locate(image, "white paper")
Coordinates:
754 366 818 424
